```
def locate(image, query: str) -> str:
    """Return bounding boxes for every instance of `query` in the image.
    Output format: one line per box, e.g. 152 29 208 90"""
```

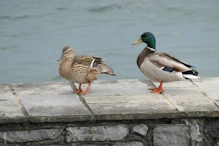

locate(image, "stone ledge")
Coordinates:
0 84 27 124
0 78 219 123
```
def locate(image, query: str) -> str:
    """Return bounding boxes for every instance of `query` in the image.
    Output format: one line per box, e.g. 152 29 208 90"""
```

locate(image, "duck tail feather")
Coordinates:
182 69 199 79
93 64 116 76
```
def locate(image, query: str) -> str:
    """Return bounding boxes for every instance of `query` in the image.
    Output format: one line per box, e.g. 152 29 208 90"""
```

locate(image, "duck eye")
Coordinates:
64 50 69 54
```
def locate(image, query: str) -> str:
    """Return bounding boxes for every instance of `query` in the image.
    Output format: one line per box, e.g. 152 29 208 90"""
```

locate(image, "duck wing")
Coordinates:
149 53 194 72
74 56 104 67
74 55 115 76
161 53 194 68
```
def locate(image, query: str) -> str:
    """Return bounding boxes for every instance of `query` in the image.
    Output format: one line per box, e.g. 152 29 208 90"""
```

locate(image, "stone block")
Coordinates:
160 81 219 116
0 129 63 143
19 94 91 122
215 101 219 107
204 121 219 138
39 145 67 146
190 124 204 146
85 94 177 120
0 85 25 123
71 145 107 146
66 125 128 142
13 83 91 122
13 82 74 95
154 80 193 88
153 124 190 146
84 79 178 121
71 142 143 146
132 124 148 136
71 143 107 146
81 79 151 96
192 77 219 100
114 142 144 146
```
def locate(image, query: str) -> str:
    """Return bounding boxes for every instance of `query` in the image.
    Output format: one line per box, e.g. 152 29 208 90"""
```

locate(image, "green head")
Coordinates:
132 32 156 49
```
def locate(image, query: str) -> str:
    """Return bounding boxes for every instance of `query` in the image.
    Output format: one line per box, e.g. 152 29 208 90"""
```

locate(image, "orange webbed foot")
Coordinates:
149 87 163 94
80 82 91 95
73 89 82 94
73 84 83 94
149 81 163 94
80 90 90 95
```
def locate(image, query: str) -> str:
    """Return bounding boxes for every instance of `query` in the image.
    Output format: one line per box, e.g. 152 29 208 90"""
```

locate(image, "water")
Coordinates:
0 0 219 83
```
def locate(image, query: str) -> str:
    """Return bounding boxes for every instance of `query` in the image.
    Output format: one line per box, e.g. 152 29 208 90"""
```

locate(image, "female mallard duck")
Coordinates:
59 46 115 95
132 32 199 94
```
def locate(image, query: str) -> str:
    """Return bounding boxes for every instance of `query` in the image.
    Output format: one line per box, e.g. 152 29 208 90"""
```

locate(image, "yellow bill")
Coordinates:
132 38 143 45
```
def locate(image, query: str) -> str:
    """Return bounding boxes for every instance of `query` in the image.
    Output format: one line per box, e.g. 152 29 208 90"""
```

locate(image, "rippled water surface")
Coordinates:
0 0 219 83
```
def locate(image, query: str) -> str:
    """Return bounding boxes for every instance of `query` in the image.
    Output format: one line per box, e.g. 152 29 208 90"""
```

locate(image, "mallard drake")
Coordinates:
58 46 115 95
132 32 199 94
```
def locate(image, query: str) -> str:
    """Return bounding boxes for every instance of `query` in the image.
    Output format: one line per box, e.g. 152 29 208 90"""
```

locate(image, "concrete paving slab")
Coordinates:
13 82 75 95
0 85 26 123
19 95 92 122
161 81 219 117
85 94 178 120
215 101 219 107
153 80 197 89
192 77 219 101
13 83 92 122
1 78 218 123
79 79 151 96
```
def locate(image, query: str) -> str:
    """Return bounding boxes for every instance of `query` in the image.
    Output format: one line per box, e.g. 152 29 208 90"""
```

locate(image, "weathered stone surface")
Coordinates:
192 77 219 100
160 81 219 116
39 145 67 146
132 124 148 136
204 121 219 138
0 129 63 143
85 94 177 120
66 125 128 142
82 79 151 96
71 142 143 146
13 83 91 122
153 80 194 88
190 123 204 146
114 142 144 146
13 82 74 95
0 78 219 125
215 101 219 107
153 124 190 146
0 84 10 94
70 143 109 146
214 101 219 107
19 94 91 122
0 85 25 123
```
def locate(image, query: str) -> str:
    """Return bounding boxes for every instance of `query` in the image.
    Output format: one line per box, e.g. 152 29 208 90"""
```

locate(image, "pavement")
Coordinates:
0 78 219 124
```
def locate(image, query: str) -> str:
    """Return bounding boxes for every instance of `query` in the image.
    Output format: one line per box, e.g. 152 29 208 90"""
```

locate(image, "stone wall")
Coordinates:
0 118 219 146
1 79 219 145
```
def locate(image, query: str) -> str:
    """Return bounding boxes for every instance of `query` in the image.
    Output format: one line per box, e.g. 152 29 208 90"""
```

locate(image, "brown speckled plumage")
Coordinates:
58 46 115 95
74 56 115 76
75 56 104 66
59 47 98 84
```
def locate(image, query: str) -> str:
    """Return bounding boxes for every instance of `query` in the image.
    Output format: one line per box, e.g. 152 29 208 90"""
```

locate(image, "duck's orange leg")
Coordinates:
149 81 163 94
74 84 82 94
81 82 91 95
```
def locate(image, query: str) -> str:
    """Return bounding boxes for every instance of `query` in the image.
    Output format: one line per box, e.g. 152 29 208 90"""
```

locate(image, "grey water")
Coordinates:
0 0 219 83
